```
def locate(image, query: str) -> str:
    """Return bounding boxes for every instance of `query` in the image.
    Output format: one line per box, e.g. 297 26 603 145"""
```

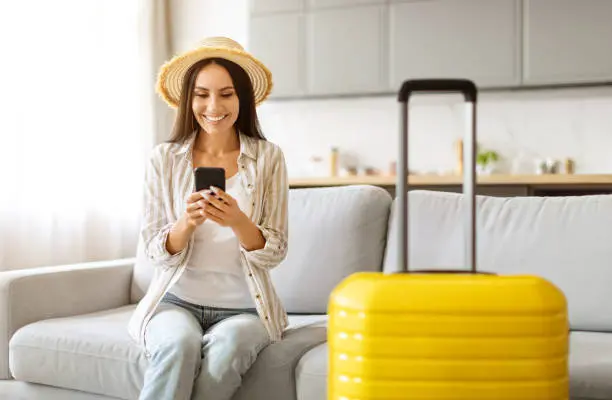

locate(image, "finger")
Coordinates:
210 186 233 204
190 199 213 212
204 212 223 225
186 200 204 212
202 191 230 212
187 209 206 220
203 203 225 219
187 191 207 203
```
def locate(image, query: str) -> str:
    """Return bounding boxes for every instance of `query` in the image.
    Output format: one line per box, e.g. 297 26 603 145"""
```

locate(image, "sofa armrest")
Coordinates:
0 257 135 379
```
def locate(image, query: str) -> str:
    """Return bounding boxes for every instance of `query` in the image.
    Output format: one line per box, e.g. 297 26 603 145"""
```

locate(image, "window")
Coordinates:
0 1 147 269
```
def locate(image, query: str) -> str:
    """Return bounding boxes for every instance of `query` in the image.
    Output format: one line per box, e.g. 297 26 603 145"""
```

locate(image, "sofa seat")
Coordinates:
9 305 146 399
296 342 327 400
9 305 328 400
570 331 612 400
295 332 612 400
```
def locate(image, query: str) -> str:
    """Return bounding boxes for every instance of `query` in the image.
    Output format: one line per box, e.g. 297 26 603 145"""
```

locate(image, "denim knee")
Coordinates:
149 333 201 365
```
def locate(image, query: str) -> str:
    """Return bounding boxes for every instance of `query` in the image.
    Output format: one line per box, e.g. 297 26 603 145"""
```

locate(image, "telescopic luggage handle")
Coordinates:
396 79 478 273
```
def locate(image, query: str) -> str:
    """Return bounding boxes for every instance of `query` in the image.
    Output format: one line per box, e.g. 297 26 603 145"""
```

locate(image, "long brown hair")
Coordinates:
167 57 266 144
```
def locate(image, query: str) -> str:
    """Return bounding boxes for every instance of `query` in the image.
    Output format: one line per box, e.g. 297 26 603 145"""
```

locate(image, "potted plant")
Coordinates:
476 150 500 175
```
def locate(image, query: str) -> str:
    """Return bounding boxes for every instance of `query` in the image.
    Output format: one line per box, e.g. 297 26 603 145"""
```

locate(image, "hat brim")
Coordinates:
156 46 273 108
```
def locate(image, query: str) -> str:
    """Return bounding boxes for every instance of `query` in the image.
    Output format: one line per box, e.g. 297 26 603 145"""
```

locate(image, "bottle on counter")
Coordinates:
330 147 339 177
455 139 463 175
389 161 397 176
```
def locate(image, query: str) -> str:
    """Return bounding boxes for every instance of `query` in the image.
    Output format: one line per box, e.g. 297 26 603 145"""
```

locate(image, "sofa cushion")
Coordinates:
0 380 116 400
9 306 327 400
570 331 612 399
234 315 327 400
9 305 146 400
270 185 391 313
384 190 612 332
296 342 328 400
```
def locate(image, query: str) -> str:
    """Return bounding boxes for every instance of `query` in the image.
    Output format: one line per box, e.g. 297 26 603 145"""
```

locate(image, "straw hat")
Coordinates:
156 37 273 108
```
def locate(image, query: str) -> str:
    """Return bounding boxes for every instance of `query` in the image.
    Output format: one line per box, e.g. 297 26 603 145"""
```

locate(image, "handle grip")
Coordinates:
397 79 478 273
398 79 477 103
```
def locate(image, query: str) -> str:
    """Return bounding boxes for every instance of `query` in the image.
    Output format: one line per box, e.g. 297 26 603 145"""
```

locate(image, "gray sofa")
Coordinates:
1 185 611 400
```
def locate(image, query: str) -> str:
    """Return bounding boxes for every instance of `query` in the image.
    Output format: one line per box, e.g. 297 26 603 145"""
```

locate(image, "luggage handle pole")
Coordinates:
397 79 478 273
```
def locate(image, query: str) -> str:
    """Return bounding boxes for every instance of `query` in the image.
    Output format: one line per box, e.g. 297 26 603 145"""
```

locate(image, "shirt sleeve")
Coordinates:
140 145 187 268
241 145 289 270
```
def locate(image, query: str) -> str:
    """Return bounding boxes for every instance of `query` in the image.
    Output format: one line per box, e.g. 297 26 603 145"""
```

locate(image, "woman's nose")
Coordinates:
207 94 221 111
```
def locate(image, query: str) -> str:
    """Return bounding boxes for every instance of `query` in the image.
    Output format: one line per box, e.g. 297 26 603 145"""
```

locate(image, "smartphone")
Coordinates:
194 167 226 193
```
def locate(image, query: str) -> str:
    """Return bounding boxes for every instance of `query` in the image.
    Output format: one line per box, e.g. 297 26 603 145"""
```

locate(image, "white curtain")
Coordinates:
0 0 173 270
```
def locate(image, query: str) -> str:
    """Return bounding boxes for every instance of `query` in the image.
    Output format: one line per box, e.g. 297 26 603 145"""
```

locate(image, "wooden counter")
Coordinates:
289 174 612 187
289 174 612 197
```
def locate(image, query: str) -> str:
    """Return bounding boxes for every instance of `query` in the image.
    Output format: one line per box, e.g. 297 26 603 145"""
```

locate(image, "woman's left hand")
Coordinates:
200 186 248 228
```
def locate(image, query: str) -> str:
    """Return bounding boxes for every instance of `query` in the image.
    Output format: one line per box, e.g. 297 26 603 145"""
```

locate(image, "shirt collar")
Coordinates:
174 130 258 160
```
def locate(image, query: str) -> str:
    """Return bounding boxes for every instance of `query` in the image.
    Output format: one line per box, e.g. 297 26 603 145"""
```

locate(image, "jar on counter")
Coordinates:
535 158 560 174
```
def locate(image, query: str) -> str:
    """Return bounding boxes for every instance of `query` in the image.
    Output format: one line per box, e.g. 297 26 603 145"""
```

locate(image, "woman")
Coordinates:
128 37 289 400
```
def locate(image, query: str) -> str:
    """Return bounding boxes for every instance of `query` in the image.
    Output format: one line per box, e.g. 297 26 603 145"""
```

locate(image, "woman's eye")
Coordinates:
194 93 233 98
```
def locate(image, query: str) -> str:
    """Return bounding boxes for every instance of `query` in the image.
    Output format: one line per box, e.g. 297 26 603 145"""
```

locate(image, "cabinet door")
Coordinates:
389 0 520 90
307 5 387 95
523 0 612 85
307 0 385 9
249 14 304 97
250 0 302 15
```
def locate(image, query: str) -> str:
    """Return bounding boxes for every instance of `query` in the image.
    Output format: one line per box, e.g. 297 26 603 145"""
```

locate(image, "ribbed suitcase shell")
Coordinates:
328 272 569 399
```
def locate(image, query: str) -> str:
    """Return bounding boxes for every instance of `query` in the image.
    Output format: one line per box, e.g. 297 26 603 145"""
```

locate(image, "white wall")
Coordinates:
169 0 249 53
168 1 612 177
259 88 612 177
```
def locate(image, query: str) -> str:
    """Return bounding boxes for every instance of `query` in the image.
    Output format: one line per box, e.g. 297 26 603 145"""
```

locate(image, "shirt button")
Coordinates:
248 184 253 189
256 294 261 299
249 273 253 277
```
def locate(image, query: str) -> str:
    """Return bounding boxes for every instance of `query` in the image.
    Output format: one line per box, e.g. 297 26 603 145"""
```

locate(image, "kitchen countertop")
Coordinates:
289 174 612 187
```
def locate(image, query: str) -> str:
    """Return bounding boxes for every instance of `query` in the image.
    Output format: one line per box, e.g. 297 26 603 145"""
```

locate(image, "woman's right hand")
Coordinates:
182 190 210 229
165 190 210 255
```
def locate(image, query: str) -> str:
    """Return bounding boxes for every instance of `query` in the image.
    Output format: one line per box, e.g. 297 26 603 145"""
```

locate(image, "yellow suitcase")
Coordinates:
328 79 569 400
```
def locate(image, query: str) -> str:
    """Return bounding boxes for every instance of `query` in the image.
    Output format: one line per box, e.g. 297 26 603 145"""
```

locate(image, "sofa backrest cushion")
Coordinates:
383 190 612 332
271 185 392 313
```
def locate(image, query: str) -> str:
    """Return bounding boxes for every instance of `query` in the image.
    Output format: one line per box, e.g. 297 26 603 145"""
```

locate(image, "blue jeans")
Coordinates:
139 292 270 400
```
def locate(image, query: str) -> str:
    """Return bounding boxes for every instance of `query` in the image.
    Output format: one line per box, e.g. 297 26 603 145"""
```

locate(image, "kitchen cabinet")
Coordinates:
523 0 612 85
248 0 612 100
306 5 387 95
249 13 305 97
250 0 302 15
389 0 521 90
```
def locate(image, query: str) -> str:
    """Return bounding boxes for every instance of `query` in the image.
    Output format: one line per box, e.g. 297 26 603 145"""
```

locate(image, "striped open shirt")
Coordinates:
127 131 289 349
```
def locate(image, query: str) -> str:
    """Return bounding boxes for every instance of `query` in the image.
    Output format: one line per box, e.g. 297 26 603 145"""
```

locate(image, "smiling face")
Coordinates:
168 57 267 145
191 62 239 136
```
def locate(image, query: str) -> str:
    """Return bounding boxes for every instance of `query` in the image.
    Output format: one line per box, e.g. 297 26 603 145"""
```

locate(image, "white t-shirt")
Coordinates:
169 173 255 309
